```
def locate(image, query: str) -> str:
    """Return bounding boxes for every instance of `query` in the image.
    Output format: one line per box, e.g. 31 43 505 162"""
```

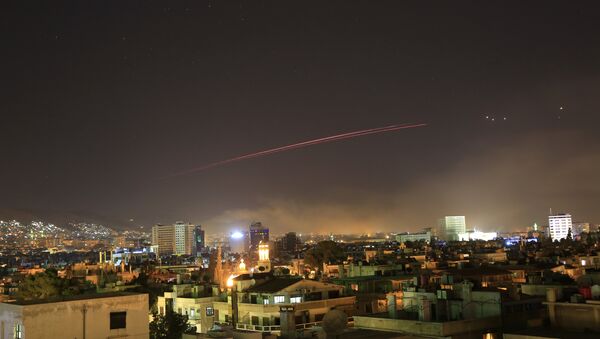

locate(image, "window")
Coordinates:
110 312 127 330
159 306 164 315
274 295 285 304
14 323 23 339
263 299 270 305
206 307 214 316
290 296 302 304
190 309 195 318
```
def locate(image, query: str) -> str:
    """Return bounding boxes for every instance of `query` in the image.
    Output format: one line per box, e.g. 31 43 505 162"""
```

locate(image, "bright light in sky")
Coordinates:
231 231 243 239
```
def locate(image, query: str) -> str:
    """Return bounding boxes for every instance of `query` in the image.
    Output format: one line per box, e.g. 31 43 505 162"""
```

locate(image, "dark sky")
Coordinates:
2 1 600 234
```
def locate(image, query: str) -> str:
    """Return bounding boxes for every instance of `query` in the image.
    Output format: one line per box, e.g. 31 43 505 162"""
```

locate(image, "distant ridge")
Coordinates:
0 207 127 230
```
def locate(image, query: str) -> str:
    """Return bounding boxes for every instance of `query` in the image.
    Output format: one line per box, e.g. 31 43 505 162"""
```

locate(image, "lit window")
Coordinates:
110 312 127 329
274 295 285 304
290 296 301 304
206 307 214 316
581 259 587 266
190 309 195 318
263 299 270 305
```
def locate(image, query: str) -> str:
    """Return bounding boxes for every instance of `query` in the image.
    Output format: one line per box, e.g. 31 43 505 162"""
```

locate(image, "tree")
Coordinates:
304 241 345 271
17 269 63 300
150 310 195 339
16 268 94 301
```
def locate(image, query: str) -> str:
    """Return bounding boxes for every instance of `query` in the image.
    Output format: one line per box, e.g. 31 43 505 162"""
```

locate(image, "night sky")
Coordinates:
3 1 600 234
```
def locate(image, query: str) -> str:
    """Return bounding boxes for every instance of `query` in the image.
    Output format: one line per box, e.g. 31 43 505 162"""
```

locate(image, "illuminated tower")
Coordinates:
439 216 466 241
256 241 271 273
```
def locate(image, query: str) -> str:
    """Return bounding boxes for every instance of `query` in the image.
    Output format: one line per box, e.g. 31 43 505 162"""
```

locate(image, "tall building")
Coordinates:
249 221 269 251
152 222 196 256
193 225 205 256
549 213 573 240
283 232 299 252
439 216 466 241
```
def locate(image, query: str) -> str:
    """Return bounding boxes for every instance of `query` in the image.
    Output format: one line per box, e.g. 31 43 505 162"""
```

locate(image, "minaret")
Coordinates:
257 241 271 273
214 246 223 287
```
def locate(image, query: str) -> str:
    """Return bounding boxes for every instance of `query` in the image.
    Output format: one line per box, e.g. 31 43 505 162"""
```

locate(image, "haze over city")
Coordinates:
3 1 600 234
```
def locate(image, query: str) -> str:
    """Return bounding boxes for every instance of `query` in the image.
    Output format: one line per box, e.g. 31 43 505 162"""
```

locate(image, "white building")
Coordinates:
548 214 572 240
152 222 196 256
0 292 148 339
439 216 466 241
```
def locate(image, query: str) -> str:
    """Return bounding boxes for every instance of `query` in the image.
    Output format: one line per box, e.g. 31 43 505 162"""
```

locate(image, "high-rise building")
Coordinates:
193 225 205 256
549 213 573 240
439 216 466 241
283 232 299 253
152 222 196 256
249 221 269 251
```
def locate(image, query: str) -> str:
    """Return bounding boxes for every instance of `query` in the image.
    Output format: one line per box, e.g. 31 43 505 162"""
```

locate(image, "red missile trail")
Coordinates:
168 122 427 177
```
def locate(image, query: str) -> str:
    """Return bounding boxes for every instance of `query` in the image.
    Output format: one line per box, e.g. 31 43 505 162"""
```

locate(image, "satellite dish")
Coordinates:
322 309 348 336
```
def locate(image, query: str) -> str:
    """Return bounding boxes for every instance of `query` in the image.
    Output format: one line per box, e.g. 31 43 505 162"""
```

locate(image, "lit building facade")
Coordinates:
396 230 432 243
249 222 269 252
439 216 466 241
458 230 498 241
549 213 572 240
152 222 196 256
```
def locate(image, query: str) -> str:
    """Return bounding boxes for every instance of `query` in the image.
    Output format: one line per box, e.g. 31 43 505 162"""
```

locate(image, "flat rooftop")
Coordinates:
8 292 146 306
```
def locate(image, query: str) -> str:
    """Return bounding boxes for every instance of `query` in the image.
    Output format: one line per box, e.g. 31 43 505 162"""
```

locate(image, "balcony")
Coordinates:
235 317 354 333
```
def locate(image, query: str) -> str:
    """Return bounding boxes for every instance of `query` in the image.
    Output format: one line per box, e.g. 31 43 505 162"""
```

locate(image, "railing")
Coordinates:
236 323 281 332
235 317 354 332
295 321 321 330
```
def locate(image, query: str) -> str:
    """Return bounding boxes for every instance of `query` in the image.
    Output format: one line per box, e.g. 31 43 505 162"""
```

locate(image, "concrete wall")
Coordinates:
547 301 600 332
354 315 501 337
0 294 148 339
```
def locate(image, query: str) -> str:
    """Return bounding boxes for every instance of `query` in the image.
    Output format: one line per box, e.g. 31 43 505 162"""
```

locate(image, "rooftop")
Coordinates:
441 266 512 276
8 292 146 306
245 277 303 293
